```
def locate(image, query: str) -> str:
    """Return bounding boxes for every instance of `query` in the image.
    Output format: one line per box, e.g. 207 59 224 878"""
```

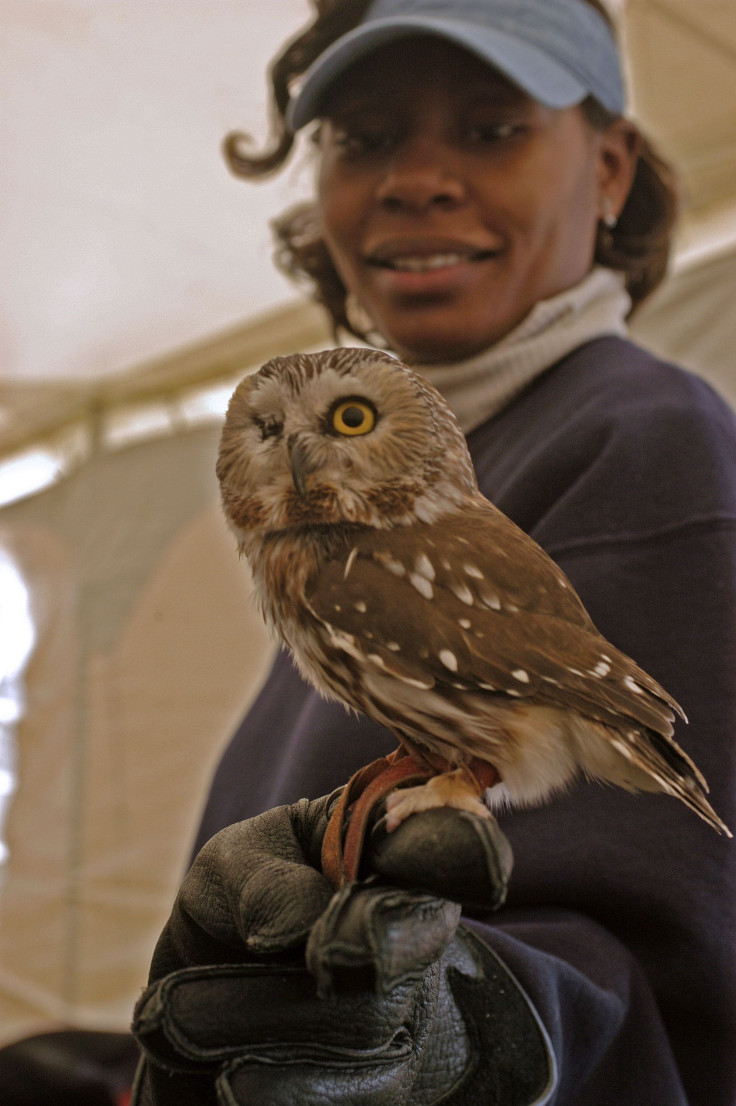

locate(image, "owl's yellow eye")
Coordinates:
330 399 377 437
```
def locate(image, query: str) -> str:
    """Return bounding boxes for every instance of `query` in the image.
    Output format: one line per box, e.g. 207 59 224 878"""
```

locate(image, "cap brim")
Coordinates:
287 17 588 130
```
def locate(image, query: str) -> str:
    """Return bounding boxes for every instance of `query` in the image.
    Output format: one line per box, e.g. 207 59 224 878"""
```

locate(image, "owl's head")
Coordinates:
217 348 478 542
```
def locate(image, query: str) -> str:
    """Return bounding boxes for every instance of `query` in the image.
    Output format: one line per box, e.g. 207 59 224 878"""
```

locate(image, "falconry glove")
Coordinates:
131 793 554 1105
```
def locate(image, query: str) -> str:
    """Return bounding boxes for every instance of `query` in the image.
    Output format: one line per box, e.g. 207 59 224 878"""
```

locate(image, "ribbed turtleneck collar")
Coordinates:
414 268 631 434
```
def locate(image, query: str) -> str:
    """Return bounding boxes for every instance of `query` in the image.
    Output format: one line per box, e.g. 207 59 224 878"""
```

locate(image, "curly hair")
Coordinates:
224 0 679 341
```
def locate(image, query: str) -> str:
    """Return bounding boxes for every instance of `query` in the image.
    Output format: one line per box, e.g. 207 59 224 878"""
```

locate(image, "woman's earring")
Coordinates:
600 199 618 229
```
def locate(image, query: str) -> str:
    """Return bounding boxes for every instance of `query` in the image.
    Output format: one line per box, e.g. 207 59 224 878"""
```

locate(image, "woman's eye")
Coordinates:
332 126 394 157
467 121 523 145
330 400 377 437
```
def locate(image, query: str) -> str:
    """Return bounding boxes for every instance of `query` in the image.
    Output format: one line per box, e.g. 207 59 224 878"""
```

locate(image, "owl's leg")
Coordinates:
384 766 494 832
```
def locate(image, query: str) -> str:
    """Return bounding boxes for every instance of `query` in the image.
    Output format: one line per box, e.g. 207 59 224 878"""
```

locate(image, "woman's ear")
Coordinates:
597 119 642 221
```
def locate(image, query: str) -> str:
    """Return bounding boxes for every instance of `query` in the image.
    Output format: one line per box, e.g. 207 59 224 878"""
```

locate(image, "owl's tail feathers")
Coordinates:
678 780 732 837
645 731 732 836
606 725 732 837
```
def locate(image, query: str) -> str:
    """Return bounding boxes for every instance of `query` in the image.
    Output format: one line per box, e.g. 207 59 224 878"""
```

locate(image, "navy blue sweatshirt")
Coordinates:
194 338 736 1105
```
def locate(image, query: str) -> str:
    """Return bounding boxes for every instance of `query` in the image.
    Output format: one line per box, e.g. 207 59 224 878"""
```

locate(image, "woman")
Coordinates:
133 2 736 1103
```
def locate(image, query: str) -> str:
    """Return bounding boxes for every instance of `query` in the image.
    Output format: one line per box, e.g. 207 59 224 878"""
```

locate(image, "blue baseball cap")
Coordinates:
287 0 625 131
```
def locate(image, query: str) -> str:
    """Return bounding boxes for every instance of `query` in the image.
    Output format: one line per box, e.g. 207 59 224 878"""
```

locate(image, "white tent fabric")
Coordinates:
0 0 735 1046
1 0 313 387
0 430 275 1035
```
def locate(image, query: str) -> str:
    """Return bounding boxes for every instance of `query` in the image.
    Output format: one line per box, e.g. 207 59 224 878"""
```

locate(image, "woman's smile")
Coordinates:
364 236 504 298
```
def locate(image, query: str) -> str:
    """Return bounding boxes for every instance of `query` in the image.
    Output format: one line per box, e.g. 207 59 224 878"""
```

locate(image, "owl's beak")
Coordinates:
288 436 313 500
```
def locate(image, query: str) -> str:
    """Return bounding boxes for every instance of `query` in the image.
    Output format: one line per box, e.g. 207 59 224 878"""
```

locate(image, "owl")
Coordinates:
217 347 730 838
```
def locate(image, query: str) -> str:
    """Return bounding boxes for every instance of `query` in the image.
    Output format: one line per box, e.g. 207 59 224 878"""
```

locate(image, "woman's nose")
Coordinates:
375 139 466 212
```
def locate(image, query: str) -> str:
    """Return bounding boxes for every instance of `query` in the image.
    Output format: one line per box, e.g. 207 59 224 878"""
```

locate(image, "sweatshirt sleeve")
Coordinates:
466 909 690 1105
465 344 736 1105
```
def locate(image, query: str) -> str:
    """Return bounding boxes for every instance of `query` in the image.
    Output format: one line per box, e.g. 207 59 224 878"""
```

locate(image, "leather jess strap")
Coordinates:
321 749 500 889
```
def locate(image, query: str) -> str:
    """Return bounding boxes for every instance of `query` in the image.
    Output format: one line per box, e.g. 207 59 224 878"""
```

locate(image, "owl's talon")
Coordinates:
384 769 492 832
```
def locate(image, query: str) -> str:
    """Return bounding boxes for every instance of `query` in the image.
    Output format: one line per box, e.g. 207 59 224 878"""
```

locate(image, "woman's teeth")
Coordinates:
386 253 469 272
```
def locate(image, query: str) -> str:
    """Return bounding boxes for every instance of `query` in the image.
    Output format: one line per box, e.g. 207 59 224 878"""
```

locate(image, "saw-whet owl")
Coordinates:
217 347 729 837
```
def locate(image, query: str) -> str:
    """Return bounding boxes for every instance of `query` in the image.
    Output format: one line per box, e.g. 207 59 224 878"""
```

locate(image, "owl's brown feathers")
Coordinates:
217 347 729 836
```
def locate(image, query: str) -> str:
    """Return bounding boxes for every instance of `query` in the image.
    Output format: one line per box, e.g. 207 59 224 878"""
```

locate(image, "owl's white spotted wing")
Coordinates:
305 502 684 742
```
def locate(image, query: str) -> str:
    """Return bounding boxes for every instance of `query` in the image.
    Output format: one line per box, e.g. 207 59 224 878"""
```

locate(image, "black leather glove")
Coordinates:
132 795 554 1105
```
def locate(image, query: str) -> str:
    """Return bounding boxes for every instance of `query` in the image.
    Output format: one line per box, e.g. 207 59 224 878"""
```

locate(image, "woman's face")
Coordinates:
317 37 634 363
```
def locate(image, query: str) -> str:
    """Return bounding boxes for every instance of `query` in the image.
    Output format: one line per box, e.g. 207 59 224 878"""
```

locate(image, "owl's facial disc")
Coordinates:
288 397 378 501
218 349 476 539
272 386 425 527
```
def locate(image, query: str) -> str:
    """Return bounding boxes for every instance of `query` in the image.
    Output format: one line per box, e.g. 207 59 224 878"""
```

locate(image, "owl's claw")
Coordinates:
384 768 493 832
